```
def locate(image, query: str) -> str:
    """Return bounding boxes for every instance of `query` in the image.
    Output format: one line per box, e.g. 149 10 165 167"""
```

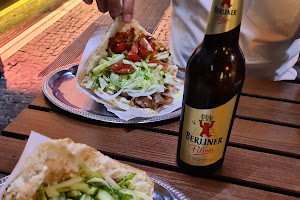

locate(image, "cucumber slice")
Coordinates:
153 51 170 60
48 176 84 189
85 194 93 200
147 63 158 67
144 52 152 63
69 183 90 192
87 177 109 187
79 194 86 200
86 186 98 195
94 189 114 200
133 62 142 67
141 61 149 70
99 59 107 65
62 183 97 195
122 59 131 65
92 54 125 75
66 190 82 198
44 186 60 198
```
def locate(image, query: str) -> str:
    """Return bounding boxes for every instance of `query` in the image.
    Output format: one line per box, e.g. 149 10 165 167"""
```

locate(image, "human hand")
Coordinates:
83 0 134 23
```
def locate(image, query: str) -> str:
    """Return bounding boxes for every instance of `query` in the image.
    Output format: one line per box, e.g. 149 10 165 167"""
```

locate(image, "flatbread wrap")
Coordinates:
3 138 153 200
76 17 179 115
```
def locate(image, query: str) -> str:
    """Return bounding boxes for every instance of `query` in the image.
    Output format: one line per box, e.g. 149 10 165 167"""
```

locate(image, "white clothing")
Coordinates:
170 0 300 80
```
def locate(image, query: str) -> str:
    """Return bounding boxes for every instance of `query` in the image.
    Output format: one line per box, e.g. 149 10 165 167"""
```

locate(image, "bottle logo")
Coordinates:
221 0 232 8
205 0 243 34
199 117 215 138
180 95 237 166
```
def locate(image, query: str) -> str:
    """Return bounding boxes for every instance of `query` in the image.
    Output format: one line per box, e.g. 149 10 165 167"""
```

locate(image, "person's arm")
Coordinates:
83 0 134 22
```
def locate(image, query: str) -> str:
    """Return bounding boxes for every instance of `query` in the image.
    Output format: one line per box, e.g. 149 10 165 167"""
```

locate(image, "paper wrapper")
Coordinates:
75 27 184 121
0 131 51 199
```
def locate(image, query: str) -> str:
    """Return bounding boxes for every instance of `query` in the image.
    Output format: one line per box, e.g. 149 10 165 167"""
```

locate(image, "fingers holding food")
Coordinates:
122 0 134 22
107 0 122 19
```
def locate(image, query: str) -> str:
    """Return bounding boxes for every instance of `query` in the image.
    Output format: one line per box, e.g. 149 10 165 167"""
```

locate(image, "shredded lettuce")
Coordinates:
36 164 151 200
87 52 173 98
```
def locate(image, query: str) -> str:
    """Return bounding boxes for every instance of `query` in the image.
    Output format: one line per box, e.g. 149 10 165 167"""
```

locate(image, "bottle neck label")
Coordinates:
205 0 243 35
180 95 237 166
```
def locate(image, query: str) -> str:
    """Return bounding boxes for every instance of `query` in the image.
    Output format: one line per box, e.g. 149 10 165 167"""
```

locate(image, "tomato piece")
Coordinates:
114 43 128 53
139 50 151 59
109 61 123 72
110 61 134 73
131 41 139 53
149 60 168 71
126 51 141 62
119 67 134 73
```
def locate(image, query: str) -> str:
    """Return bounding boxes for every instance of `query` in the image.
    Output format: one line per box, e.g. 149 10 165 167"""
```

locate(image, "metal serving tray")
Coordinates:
0 175 189 200
42 63 184 124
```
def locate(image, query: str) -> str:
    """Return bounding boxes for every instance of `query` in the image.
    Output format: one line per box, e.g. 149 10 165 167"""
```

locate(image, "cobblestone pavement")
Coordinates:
0 2 172 131
153 6 171 48
3 1 100 94
0 80 35 131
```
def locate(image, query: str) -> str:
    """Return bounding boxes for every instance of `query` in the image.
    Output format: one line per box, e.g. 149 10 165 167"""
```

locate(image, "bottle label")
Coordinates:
180 95 237 166
205 0 243 35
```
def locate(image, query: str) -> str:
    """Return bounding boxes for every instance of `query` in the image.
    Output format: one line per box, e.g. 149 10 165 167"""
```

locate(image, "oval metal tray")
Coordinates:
42 63 184 124
0 175 189 200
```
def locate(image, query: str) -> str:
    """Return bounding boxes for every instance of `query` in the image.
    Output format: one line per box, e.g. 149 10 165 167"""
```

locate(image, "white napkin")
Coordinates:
0 131 51 199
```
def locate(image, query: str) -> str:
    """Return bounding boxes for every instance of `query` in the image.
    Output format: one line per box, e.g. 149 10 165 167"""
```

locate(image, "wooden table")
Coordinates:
1 77 300 199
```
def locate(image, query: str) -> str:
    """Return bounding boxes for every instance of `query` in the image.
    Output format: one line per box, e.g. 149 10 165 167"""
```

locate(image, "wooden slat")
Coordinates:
148 95 300 128
230 119 300 155
237 96 300 127
3 109 300 194
0 136 25 174
0 137 297 200
131 163 300 200
30 93 57 110
242 77 300 102
30 94 300 156
151 118 300 156
30 93 300 127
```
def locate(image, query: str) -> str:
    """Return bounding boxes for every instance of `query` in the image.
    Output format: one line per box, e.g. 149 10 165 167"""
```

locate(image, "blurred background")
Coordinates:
0 0 101 131
0 0 69 48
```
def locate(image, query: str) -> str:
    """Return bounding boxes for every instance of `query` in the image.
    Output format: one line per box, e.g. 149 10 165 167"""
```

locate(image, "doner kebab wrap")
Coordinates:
76 17 180 115
3 139 153 200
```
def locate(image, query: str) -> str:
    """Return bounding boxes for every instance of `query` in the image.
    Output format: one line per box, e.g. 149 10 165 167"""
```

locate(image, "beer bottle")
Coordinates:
177 0 245 175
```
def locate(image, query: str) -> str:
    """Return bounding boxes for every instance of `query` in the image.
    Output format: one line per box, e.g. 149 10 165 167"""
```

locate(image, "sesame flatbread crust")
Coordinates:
3 138 154 200
76 17 178 115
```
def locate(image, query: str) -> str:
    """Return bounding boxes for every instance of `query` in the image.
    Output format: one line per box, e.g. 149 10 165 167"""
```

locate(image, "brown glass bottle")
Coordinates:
177 0 245 176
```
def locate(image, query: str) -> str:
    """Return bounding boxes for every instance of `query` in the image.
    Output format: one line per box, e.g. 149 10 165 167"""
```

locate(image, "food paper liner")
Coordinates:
75 27 184 121
0 131 51 199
